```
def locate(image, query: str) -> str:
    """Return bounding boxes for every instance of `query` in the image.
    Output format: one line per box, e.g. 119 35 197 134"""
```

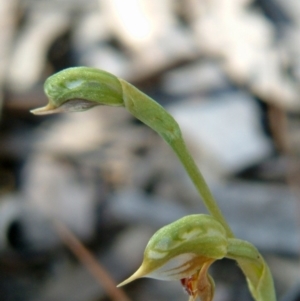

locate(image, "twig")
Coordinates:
53 220 133 301
267 104 300 255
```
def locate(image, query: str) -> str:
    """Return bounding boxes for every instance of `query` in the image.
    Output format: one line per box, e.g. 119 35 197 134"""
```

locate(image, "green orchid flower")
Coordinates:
117 214 224 301
118 214 275 301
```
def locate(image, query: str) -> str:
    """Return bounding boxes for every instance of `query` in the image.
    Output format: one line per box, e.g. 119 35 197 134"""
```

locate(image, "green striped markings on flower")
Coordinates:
118 215 227 285
117 214 276 301
117 214 223 301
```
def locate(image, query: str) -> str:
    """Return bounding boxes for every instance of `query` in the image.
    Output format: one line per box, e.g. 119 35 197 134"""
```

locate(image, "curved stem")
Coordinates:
169 137 234 238
120 79 234 237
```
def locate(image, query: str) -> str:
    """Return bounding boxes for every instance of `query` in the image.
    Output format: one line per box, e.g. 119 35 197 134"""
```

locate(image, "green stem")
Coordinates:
120 79 234 237
169 137 234 238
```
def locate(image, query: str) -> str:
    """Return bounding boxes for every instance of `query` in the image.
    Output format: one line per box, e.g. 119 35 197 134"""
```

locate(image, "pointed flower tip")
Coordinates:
30 104 57 115
117 266 147 287
116 278 133 288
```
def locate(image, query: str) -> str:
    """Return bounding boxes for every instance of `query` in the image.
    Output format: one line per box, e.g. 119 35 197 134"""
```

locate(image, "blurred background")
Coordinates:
0 0 300 300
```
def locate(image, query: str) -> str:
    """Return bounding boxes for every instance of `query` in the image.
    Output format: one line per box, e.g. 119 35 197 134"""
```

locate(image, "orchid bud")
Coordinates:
31 67 124 115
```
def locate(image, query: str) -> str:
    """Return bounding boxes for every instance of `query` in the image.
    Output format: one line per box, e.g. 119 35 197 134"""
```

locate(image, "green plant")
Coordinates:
31 67 276 301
